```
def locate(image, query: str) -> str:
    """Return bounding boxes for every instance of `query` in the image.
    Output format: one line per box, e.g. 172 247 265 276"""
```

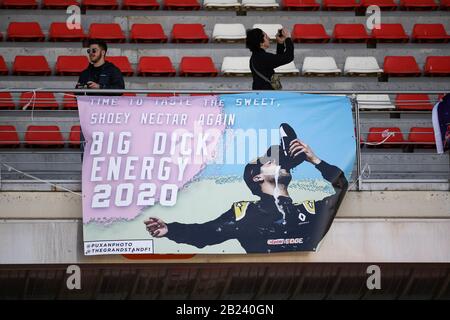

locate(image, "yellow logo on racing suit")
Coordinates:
233 201 250 221
302 200 316 214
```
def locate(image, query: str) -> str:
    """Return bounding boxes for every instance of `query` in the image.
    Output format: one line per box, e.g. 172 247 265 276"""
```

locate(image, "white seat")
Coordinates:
357 94 395 110
242 0 279 9
344 56 383 75
212 23 246 42
252 24 283 40
221 56 251 75
302 57 341 75
204 0 241 9
274 61 300 75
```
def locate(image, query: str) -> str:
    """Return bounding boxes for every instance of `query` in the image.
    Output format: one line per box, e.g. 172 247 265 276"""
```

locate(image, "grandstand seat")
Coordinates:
49 22 86 42
7 22 45 42
411 24 449 43
25 125 64 147
212 24 246 42
407 127 435 148
0 126 20 147
344 57 383 76
0 56 8 75
13 56 51 76
137 56 176 76
122 0 160 9
105 56 134 76
292 24 330 43
395 94 433 110
383 56 421 76
399 0 438 10
147 93 179 97
42 0 79 9
89 23 126 42
221 56 251 76
204 0 241 10
441 0 450 9
275 61 300 75
69 125 81 147
82 0 119 9
302 57 341 76
162 0 201 10
19 92 59 110
171 24 209 43
366 127 405 147
360 0 397 10
130 24 168 43
322 0 360 10
62 94 78 109
242 0 280 10
424 56 450 76
372 24 409 43
2 0 38 8
252 24 283 40
282 0 320 10
333 24 370 43
55 56 89 76
179 57 218 76
357 94 395 110
0 92 15 110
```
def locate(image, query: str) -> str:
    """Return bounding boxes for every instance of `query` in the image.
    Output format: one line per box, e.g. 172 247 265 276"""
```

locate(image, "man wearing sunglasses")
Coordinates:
76 40 125 94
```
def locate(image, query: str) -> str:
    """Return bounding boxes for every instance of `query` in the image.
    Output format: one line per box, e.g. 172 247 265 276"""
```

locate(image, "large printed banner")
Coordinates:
78 93 355 255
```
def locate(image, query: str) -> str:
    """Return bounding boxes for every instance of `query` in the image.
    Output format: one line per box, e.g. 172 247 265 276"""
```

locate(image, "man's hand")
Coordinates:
87 81 100 89
289 139 321 165
276 27 290 44
144 217 168 238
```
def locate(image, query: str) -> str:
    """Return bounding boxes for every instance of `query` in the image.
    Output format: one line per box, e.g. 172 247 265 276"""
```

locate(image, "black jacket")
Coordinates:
166 160 348 253
76 61 125 95
250 38 294 90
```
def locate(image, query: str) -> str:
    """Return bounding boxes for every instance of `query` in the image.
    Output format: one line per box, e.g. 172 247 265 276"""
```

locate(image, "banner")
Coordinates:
78 93 355 255
432 93 450 154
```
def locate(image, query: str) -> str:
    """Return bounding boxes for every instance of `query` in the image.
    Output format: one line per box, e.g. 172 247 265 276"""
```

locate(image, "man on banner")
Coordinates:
145 123 348 253
432 93 450 154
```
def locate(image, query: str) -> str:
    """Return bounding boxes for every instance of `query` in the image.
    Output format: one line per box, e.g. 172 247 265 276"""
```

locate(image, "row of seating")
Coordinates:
1 0 449 11
1 55 449 77
2 22 449 43
0 124 437 148
0 92 441 110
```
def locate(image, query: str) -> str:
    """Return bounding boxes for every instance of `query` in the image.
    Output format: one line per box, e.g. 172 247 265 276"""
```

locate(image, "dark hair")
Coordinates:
246 28 264 53
243 161 263 196
88 39 108 53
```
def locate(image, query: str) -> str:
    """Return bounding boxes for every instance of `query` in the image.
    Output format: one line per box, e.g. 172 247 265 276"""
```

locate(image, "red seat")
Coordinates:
395 94 433 110
424 56 450 76
292 24 330 43
162 0 201 10
360 0 397 9
137 56 176 76
122 93 137 96
89 23 126 42
7 22 45 42
282 0 320 10
106 56 134 76
0 126 20 147
147 93 179 97
122 0 159 9
13 56 51 76
179 57 218 77
333 24 370 43
0 92 15 110
399 0 438 10
2 0 38 8
367 127 405 147
171 24 209 43
82 0 119 9
323 0 360 10
62 93 78 109
383 56 421 76
69 125 81 147
412 24 449 42
0 56 8 75
49 22 86 42
441 0 450 9
42 0 79 9
372 24 409 43
55 56 89 76
130 24 168 43
19 92 59 110
25 125 64 147
407 127 435 147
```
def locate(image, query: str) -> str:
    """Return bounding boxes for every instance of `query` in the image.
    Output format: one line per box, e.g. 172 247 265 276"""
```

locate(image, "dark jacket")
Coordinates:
76 61 125 95
250 38 294 90
166 160 348 253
